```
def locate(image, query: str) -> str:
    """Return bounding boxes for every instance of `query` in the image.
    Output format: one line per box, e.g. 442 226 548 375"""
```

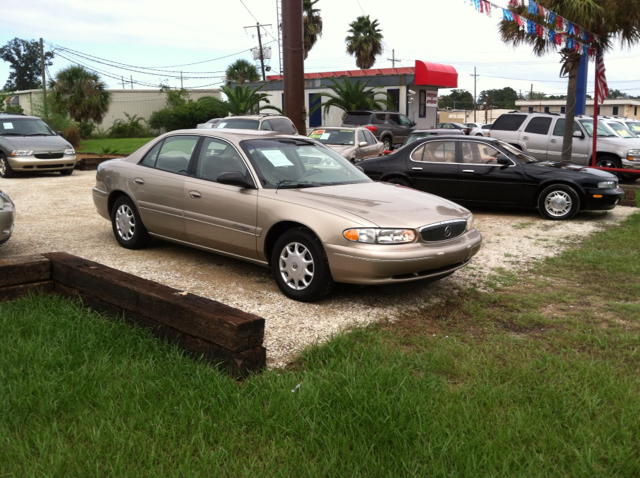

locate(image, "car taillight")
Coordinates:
365 126 377 133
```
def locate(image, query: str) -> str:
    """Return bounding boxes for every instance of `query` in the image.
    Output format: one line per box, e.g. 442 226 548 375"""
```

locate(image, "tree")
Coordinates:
499 0 640 162
438 90 475 110
220 84 280 115
49 65 111 124
607 88 629 99
477 87 519 109
309 78 393 116
225 59 259 85
303 0 323 59
0 38 54 91
345 15 383 69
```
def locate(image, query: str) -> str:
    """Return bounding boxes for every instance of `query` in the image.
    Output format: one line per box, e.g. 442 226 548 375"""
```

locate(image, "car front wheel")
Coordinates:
111 196 151 249
382 137 392 151
537 184 580 220
0 153 14 178
271 228 333 302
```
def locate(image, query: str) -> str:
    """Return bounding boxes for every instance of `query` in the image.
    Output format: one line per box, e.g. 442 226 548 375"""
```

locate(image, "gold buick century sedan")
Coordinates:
92 129 482 302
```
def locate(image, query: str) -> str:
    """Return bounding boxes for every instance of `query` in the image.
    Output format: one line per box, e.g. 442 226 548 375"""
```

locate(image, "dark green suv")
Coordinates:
342 110 416 150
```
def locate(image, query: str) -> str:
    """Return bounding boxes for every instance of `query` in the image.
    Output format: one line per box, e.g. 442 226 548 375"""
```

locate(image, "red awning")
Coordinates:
414 61 458 88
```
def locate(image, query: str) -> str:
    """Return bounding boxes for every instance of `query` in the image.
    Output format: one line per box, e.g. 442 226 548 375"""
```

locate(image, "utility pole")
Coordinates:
244 22 272 82
180 71 183 89
39 38 48 119
121 76 125 89
470 67 480 122
130 75 133 89
282 0 305 134
387 49 402 68
276 0 283 74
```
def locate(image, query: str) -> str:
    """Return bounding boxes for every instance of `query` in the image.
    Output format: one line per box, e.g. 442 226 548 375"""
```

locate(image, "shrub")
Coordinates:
148 96 229 132
62 124 81 148
108 113 151 138
78 121 96 139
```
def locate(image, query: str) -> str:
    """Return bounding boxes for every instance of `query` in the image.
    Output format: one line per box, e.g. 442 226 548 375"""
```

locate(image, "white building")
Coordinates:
516 99 640 119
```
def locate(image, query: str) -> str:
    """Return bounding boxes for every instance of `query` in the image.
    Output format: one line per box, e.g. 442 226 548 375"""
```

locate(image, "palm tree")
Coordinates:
221 84 281 115
303 0 323 59
499 0 640 162
49 65 111 124
225 59 260 85
309 78 394 116
345 15 383 70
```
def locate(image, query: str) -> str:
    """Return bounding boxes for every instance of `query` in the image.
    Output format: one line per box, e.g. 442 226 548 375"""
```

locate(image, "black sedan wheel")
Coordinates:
271 228 333 302
537 184 580 220
111 196 151 249
0 154 14 178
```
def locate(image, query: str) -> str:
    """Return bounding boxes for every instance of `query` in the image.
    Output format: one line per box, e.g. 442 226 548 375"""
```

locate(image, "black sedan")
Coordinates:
359 136 625 220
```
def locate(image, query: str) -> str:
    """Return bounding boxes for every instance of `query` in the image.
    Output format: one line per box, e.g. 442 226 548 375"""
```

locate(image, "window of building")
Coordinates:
613 106 619 115
419 90 426 118
560 106 566 114
544 106 550 113
528 106 534 113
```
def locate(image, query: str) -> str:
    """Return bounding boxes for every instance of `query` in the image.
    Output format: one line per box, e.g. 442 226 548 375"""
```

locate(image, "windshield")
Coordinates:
497 140 539 164
0 118 56 136
578 119 618 137
240 138 371 189
605 121 638 138
215 119 260 130
308 129 356 145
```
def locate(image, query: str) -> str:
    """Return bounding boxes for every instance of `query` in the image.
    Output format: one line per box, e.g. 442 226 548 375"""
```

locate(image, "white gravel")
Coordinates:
1 171 637 368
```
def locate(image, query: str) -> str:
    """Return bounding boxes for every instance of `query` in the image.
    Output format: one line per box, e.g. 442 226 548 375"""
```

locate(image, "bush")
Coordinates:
78 121 96 139
62 125 81 148
108 113 151 138
148 96 229 132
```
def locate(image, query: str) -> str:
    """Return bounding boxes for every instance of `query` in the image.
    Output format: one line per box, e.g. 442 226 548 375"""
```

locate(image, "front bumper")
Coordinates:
622 159 640 170
582 187 625 210
325 228 482 284
8 154 76 172
0 206 16 244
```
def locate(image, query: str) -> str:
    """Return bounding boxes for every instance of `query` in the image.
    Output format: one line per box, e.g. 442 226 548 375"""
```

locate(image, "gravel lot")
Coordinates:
1 171 637 368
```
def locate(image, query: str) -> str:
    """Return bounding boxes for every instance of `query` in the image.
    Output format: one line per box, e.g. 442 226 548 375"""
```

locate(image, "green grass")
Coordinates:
2 212 640 476
78 138 156 155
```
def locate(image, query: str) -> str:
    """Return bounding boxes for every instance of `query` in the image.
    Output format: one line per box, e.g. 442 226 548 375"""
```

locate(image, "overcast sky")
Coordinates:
2 0 639 99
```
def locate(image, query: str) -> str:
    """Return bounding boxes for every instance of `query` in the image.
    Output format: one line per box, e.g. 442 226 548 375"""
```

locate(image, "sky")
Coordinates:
2 0 640 100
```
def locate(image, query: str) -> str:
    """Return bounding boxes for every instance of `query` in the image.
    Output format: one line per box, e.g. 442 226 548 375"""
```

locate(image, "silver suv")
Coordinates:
488 112 640 179
0 113 77 178
214 114 298 134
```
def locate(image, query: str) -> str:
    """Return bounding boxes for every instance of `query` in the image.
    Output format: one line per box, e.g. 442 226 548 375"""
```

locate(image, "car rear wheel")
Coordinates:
0 154 14 178
382 137 392 151
111 196 151 249
387 177 412 188
537 184 580 220
271 228 333 302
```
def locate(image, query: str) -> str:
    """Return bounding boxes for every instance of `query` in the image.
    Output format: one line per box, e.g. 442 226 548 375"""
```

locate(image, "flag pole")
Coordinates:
591 49 599 168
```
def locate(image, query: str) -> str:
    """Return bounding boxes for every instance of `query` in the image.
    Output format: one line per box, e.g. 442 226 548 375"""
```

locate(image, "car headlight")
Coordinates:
11 149 34 156
466 214 475 231
64 149 75 155
343 228 417 244
627 149 640 161
598 180 618 189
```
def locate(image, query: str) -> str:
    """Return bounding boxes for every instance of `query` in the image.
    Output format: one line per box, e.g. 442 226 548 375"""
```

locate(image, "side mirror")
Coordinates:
573 131 585 139
216 171 254 189
359 141 368 147
497 155 511 165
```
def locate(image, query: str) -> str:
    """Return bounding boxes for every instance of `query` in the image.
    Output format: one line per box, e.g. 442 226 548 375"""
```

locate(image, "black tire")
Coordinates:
537 184 580 220
111 196 151 249
271 228 333 302
60 168 73 176
382 137 392 151
0 153 14 178
596 156 622 178
386 177 412 188
621 174 640 182
475 133 483 136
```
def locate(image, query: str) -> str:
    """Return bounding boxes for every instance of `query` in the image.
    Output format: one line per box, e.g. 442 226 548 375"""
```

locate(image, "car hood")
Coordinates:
1 135 73 152
531 161 618 179
274 182 470 228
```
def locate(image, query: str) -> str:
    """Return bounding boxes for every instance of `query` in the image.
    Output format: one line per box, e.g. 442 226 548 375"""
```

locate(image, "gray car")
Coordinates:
308 127 384 162
92 129 481 302
0 190 15 244
0 114 76 178
342 110 416 150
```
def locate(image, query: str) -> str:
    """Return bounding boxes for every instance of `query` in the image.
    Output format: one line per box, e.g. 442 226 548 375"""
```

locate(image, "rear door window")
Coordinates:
524 117 552 135
142 135 199 175
493 114 527 131
411 141 457 163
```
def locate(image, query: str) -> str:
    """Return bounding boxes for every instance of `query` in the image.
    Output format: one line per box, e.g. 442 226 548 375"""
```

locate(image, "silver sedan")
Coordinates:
308 127 385 162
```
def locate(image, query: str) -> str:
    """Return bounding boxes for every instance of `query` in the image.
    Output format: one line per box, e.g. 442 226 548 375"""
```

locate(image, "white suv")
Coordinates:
488 112 640 180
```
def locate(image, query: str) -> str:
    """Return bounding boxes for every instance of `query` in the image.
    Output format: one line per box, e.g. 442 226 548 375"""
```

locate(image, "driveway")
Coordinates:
1 171 636 367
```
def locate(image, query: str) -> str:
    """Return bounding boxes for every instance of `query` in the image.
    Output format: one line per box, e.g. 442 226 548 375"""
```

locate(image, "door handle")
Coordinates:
412 167 423 170
523 136 529 140
550 139 557 143
189 191 202 199
462 169 475 173
134 178 144 185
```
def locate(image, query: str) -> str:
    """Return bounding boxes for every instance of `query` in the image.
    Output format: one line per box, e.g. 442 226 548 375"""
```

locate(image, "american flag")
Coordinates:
595 51 609 104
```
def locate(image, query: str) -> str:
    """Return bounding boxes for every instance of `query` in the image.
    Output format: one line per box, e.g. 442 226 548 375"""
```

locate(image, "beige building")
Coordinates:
515 99 640 119
5 88 222 130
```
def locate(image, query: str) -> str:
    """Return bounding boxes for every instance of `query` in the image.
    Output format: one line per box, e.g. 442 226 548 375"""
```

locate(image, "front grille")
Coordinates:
420 220 467 242
35 152 64 159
